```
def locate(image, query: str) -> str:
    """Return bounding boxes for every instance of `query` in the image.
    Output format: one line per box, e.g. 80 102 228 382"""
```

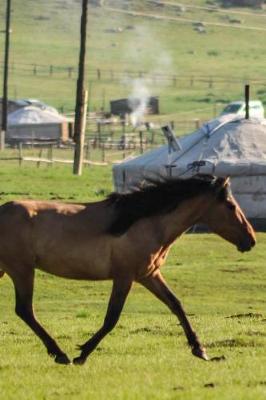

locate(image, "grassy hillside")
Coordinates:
0 0 266 123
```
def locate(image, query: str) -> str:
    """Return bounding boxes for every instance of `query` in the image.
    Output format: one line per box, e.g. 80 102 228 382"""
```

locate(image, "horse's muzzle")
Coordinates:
237 236 256 252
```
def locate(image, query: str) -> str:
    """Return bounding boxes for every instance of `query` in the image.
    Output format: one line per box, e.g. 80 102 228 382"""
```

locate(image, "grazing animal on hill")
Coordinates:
0 175 256 364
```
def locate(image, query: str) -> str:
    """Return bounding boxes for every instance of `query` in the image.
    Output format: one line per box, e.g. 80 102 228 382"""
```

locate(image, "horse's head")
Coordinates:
200 177 256 252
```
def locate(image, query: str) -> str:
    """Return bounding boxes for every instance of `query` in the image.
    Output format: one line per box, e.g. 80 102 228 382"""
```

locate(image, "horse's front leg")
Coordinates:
138 271 208 361
73 278 132 365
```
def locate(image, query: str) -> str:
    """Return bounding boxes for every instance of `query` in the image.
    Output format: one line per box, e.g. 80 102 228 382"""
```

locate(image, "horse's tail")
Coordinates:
0 270 5 278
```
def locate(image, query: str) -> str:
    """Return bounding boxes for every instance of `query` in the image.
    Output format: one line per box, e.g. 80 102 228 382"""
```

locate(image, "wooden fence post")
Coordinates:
85 140 90 166
121 120 126 135
97 122 102 147
194 119 200 129
48 145 54 166
0 131 5 150
68 67 73 78
101 145 105 162
73 90 88 175
173 76 177 87
37 148 43 168
139 131 143 154
18 142 23 166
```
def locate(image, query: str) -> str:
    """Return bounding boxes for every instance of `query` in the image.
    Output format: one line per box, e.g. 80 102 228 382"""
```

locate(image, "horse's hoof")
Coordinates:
192 347 209 361
73 356 86 366
54 354 71 365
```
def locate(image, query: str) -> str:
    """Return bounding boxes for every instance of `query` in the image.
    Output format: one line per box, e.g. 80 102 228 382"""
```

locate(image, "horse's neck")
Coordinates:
155 194 211 246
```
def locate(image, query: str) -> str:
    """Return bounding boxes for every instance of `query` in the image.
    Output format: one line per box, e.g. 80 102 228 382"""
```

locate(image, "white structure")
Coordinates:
7 106 65 125
6 106 70 143
113 115 266 228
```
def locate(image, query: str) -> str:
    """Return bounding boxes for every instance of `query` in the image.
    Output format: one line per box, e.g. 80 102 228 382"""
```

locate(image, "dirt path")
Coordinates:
104 6 266 32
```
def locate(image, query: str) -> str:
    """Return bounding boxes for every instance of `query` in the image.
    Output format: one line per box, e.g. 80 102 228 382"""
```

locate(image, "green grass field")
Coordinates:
1 0 266 122
0 163 265 399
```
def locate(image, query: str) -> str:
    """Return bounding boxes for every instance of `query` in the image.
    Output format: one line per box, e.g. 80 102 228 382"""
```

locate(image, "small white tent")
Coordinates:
6 106 70 143
113 114 266 228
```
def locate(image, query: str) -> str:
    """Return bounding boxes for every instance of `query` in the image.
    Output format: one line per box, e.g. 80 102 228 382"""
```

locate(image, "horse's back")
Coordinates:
0 199 115 280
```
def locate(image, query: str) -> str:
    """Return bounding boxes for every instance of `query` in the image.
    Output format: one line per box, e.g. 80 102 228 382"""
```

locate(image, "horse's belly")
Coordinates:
36 241 112 280
38 257 111 280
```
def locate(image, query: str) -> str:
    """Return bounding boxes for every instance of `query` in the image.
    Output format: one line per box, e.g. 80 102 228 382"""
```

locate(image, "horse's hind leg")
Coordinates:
139 271 208 361
12 268 70 364
73 278 132 365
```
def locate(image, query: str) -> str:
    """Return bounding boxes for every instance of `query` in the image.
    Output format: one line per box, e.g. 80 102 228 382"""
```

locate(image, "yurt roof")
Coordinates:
113 114 266 192
7 106 67 126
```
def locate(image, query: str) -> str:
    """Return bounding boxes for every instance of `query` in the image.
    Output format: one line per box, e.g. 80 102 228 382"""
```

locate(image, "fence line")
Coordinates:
1 62 266 88
0 155 109 167
0 143 141 168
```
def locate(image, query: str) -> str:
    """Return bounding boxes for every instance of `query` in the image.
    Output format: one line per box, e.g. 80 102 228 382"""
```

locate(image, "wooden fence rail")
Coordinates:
2 62 266 88
0 146 137 167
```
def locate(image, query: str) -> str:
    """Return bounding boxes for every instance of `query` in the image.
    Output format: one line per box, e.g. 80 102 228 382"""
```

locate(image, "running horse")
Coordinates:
0 176 256 365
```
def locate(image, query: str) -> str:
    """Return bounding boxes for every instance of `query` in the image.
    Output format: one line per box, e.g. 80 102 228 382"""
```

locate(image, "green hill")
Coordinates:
1 0 266 123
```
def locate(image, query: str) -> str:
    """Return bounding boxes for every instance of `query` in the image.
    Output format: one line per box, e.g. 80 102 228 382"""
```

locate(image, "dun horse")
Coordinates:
0 176 255 365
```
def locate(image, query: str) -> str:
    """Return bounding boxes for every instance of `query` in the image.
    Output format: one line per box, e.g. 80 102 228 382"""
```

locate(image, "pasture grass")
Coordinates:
0 164 265 399
0 0 266 121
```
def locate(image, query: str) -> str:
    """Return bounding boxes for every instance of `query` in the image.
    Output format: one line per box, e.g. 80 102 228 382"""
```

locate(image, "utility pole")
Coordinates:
1 0 11 150
73 0 88 175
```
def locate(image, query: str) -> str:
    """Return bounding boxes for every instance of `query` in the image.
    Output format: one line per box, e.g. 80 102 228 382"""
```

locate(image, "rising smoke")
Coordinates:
128 78 151 127
123 26 174 127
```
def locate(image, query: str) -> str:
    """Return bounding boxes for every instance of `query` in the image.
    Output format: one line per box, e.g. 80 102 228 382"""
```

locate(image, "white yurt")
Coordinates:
7 105 66 125
113 114 266 229
7 106 70 143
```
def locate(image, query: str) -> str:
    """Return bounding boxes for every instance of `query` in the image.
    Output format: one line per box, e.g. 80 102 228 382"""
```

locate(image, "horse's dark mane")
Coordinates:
107 175 228 236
